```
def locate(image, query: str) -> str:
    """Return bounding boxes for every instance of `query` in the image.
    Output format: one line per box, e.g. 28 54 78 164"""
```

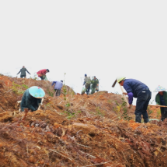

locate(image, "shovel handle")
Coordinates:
119 85 129 107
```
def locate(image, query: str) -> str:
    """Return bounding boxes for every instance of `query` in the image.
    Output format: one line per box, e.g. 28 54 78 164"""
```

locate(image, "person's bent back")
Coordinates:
21 86 45 112
52 80 63 97
37 69 49 80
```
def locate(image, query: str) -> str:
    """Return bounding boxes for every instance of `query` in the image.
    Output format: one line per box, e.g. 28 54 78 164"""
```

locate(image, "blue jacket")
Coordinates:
21 89 42 112
123 79 149 98
52 81 63 90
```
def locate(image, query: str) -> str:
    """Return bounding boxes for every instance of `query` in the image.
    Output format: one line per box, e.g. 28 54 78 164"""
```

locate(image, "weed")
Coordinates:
22 84 29 89
48 90 54 97
62 73 67 100
157 109 161 119
30 73 38 80
11 82 25 95
95 107 104 116
65 103 70 107
147 106 153 118
114 98 131 121
66 113 75 119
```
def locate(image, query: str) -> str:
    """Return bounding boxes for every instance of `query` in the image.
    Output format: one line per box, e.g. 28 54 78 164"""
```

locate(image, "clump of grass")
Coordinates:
114 98 132 121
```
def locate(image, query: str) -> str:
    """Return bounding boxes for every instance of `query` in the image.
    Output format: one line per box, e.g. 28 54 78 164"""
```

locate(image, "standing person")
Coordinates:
155 86 167 121
91 76 99 94
21 86 45 112
117 77 151 123
83 74 91 95
37 69 49 80
17 66 30 78
52 80 63 97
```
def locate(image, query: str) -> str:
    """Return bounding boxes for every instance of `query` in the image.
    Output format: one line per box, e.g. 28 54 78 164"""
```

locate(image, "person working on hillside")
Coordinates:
52 80 63 97
117 77 151 123
91 76 99 94
17 66 30 78
155 86 167 121
37 69 49 80
21 86 45 112
83 74 91 95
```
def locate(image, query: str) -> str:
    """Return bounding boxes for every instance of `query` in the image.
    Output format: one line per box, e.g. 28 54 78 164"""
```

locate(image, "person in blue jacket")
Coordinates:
21 86 45 112
117 77 151 123
52 80 63 97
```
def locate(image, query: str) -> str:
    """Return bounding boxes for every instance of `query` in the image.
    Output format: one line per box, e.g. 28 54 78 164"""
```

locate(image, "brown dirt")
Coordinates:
0 75 166 167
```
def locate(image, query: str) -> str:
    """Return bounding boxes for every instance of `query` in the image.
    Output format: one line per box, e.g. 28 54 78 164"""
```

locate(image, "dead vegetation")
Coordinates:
0 75 166 167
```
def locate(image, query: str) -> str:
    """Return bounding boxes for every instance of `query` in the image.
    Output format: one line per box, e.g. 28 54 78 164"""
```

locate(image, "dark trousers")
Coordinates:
21 75 26 78
135 90 151 123
85 83 90 95
160 107 167 121
55 89 61 96
39 76 45 80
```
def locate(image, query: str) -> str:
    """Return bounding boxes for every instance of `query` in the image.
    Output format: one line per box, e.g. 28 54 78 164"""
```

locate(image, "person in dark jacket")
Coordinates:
21 86 45 112
17 66 30 78
117 77 151 123
155 86 167 121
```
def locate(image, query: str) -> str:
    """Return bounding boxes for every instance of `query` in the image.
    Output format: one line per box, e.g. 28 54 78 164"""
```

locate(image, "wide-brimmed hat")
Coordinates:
29 86 45 98
154 85 167 92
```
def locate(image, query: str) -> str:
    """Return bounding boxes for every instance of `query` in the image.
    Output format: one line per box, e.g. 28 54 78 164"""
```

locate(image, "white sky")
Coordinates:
0 1 167 104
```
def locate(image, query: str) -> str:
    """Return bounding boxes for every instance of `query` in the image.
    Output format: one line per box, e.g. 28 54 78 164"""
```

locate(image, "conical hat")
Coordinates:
154 85 167 92
29 86 45 98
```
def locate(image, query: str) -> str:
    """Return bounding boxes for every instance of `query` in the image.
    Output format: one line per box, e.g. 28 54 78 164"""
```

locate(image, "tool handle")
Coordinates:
119 85 129 107
149 105 167 108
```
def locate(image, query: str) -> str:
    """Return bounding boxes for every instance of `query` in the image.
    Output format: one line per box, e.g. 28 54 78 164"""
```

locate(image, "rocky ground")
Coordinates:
0 74 166 167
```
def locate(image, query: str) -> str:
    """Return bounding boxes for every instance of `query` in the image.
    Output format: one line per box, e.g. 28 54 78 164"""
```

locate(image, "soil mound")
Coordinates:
0 75 166 167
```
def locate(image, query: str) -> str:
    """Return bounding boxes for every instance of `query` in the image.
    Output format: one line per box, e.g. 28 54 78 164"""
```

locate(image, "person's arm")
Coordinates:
17 70 21 75
128 92 133 105
52 81 56 86
52 81 56 88
83 79 86 85
26 69 30 74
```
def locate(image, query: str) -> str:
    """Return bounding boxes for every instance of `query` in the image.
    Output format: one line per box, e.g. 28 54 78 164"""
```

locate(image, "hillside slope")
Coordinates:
0 75 166 167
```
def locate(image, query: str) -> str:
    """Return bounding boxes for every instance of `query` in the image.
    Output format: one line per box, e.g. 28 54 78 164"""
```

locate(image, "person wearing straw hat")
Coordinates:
21 86 45 112
155 86 167 121
117 77 151 123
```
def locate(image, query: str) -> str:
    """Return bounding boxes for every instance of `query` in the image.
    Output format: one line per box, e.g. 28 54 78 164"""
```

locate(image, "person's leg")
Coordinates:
142 90 151 123
135 91 150 123
54 89 57 97
135 97 144 123
87 85 90 95
91 87 95 94
21 75 26 78
57 89 61 96
161 107 165 121
40 76 45 80
85 83 90 95
163 108 167 121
